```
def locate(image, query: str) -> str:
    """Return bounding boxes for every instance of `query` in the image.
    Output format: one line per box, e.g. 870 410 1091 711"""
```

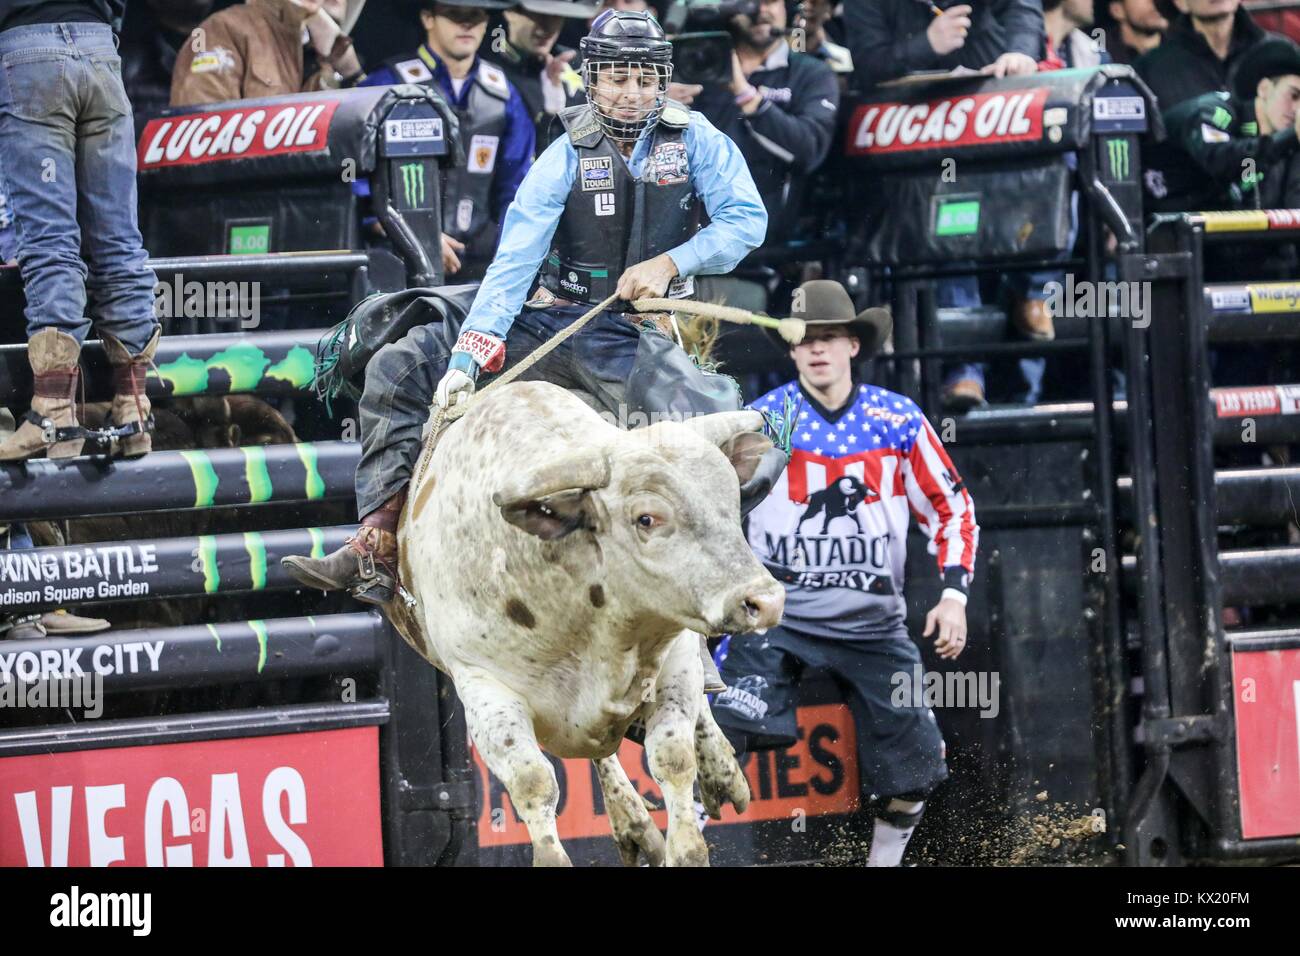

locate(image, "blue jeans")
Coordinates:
0 23 157 350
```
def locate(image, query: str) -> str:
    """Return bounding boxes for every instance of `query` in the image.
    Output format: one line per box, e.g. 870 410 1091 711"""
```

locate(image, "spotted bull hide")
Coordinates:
385 381 785 866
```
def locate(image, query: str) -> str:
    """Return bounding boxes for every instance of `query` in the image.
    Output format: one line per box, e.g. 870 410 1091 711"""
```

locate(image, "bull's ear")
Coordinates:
492 446 611 539
721 431 774 485
498 490 596 540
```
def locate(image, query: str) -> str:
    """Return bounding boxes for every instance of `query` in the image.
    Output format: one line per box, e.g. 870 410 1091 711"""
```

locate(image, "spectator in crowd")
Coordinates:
485 0 593 149
120 0 214 116
798 0 854 77
693 0 840 250
362 1 534 281
712 280 977 867
845 0 1044 90
0 0 161 461
1133 0 1268 110
1040 0 1106 66
1103 0 1166 65
1144 36 1300 213
999 0 1104 341
171 0 368 105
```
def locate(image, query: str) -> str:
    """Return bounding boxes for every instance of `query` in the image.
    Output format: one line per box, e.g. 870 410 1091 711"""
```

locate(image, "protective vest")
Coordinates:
540 100 700 305
387 51 511 266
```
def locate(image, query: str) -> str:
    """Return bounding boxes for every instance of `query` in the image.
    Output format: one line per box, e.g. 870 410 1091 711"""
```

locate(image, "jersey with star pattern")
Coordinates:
747 380 979 638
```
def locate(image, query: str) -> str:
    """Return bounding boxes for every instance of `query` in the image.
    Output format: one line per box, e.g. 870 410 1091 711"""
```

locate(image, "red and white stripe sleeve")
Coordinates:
901 416 979 584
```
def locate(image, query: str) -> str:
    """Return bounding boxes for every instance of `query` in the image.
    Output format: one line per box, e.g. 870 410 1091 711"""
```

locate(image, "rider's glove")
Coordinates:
435 331 505 409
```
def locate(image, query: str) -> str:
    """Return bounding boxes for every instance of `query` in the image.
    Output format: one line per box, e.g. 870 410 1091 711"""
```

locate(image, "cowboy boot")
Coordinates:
700 635 727 694
0 328 84 460
281 525 399 605
40 610 111 635
282 488 406 605
100 326 160 458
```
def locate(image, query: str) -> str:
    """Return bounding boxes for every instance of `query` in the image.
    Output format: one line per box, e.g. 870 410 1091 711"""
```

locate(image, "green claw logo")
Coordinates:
401 162 426 207
1106 138 1129 180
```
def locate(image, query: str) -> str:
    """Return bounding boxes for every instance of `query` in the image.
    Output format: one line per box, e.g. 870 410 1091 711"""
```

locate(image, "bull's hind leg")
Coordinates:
695 701 751 820
643 631 709 867
594 756 666 867
456 670 570 867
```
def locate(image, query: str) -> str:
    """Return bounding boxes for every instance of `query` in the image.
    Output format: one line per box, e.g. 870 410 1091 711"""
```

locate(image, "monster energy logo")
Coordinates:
1106 138 1130 180
400 162 426 206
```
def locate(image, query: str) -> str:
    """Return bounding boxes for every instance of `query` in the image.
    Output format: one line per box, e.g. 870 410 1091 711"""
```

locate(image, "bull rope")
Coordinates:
405 294 807 518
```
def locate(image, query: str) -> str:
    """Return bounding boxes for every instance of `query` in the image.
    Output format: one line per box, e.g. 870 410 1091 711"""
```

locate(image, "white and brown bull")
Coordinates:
384 380 784 866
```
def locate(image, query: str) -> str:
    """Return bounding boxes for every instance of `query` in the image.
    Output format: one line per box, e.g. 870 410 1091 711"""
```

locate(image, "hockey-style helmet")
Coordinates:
580 10 674 142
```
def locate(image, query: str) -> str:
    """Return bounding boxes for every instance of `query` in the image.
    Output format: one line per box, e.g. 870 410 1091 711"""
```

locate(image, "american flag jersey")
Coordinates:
747 381 979 638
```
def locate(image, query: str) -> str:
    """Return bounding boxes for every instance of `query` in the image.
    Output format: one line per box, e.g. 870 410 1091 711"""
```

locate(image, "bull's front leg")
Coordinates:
695 698 751 820
643 631 709 867
456 669 570 867
594 756 666 867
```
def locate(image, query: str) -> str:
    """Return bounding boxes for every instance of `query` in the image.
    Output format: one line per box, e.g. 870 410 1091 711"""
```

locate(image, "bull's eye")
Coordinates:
636 514 658 529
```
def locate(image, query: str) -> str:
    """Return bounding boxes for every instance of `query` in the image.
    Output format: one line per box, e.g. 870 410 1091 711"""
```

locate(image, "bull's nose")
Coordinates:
731 579 785 633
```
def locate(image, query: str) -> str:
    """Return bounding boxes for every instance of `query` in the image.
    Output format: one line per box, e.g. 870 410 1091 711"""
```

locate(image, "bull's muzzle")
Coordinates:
720 576 785 635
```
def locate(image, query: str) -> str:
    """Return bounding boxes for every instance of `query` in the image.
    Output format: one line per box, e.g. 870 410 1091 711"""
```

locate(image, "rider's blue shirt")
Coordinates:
461 110 767 341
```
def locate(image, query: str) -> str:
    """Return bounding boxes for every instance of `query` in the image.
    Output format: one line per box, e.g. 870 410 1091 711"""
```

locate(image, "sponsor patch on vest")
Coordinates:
580 156 614 191
394 58 433 83
190 47 235 75
468 134 499 173
594 193 616 216
477 61 511 99
651 141 689 186
569 119 602 142
455 198 474 233
559 269 591 298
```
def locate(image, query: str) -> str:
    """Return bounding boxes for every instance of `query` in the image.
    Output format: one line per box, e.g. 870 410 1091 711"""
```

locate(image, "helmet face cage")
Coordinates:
581 58 674 142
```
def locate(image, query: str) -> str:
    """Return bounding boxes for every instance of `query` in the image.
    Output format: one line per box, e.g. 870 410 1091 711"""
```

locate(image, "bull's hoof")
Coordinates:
666 829 710 867
531 844 573 867
615 820 666 867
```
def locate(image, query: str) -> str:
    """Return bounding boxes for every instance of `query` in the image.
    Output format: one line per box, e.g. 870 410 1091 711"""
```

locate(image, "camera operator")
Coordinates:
845 0 1044 90
692 0 840 248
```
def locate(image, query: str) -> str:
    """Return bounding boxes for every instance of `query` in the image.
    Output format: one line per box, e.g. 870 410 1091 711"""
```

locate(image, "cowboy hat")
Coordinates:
769 279 892 354
1232 37 1300 101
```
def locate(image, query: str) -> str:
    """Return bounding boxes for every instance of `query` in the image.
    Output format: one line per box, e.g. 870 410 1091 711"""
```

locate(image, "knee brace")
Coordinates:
871 788 931 830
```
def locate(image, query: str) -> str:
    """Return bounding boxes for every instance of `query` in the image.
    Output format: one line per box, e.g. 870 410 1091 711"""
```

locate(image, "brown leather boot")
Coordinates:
0 328 84 461
281 526 399 605
1011 298 1055 341
40 610 111 635
100 326 160 458
700 635 727 694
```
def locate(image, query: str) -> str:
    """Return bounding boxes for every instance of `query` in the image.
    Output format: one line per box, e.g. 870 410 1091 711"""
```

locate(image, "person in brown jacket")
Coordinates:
171 0 368 106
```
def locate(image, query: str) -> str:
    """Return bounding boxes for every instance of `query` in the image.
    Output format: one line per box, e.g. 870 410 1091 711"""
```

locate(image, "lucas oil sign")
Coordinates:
138 100 340 170
846 88 1049 156
473 704 860 846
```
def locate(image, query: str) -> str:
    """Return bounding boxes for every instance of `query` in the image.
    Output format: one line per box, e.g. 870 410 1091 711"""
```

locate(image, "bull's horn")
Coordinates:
681 410 767 450
491 445 611 509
